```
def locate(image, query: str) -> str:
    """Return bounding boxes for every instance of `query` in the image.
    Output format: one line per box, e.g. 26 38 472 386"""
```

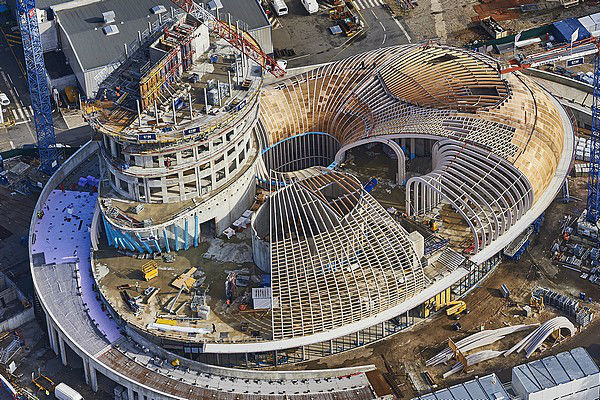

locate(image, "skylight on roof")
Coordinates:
103 25 119 36
102 10 115 24
151 5 167 14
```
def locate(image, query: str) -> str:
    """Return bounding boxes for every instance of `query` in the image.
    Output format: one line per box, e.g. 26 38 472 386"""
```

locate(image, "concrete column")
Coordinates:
49 323 59 355
58 333 67 366
128 386 134 400
46 319 55 353
89 363 98 392
83 356 90 385
110 139 117 158
410 138 416 159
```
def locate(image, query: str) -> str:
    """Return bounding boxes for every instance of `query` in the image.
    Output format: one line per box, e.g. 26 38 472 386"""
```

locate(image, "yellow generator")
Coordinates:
142 261 158 281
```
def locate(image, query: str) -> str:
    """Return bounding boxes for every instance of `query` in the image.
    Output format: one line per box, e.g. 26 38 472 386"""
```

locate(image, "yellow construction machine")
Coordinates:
142 260 158 281
445 300 467 317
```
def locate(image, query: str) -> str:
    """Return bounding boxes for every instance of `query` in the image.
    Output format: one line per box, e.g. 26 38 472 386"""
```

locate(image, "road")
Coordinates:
0 23 87 152
271 0 412 69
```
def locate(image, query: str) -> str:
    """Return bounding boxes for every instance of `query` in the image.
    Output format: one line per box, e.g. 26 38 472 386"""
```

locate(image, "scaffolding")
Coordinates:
171 0 286 78
139 21 198 109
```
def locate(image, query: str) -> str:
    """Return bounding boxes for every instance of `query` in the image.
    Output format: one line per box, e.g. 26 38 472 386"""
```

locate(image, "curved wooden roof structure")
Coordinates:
253 44 572 340
259 44 568 253
254 168 424 340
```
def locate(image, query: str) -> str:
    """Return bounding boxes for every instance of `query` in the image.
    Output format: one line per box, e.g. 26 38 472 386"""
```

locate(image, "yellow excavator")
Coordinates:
445 300 467 317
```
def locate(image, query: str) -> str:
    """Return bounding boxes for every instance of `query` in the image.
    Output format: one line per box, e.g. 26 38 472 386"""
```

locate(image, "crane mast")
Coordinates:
17 0 59 175
586 47 600 225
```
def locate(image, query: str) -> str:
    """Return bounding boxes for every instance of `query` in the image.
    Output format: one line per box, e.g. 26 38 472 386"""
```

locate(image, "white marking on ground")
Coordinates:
394 18 412 43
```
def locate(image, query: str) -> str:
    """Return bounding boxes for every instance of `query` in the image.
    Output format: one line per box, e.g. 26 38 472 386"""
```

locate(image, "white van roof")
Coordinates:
55 383 83 400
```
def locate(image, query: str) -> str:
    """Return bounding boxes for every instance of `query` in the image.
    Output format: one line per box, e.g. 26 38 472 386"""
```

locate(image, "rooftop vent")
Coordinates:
103 25 119 36
102 10 115 24
151 5 167 14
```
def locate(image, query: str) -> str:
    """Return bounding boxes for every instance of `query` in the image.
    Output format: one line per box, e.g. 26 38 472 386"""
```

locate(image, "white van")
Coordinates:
54 383 83 400
301 0 318 14
272 0 288 16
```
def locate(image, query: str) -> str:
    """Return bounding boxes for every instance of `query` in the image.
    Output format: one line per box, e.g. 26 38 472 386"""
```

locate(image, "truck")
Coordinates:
272 0 288 16
301 0 318 14
55 383 83 400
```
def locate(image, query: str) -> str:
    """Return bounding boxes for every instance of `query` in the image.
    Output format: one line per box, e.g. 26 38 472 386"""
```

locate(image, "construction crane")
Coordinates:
585 42 600 230
171 0 286 78
17 0 59 175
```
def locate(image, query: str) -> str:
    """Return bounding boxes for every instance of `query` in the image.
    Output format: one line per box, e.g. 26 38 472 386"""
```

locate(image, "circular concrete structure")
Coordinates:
30 43 574 398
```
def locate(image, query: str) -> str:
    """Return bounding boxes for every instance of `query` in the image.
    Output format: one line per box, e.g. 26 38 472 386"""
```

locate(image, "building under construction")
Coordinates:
26 3 575 398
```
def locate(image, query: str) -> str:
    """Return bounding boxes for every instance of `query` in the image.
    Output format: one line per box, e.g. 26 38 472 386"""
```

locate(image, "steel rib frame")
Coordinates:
406 140 533 254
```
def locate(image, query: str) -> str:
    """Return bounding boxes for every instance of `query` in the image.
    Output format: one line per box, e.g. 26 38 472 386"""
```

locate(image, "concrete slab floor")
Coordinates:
94 233 273 345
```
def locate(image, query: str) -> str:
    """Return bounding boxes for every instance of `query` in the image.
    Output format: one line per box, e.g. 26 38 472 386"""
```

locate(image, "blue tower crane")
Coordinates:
586 45 600 225
17 0 59 175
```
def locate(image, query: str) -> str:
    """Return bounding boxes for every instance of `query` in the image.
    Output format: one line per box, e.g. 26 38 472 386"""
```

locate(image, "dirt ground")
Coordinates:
399 0 600 45
94 231 272 344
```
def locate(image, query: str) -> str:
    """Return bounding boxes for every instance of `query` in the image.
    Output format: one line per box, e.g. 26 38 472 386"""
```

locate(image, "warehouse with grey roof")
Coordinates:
10 0 272 98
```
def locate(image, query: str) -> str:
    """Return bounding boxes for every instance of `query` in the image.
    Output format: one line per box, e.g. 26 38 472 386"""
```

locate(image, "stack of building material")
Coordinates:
575 163 591 177
426 324 537 366
442 350 504 378
576 136 591 162
505 316 576 358
171 267 197 292
142 260 158 281
533 287 594 327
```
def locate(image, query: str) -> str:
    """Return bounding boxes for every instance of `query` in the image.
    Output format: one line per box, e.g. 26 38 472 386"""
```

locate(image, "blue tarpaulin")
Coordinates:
261 274 271 287
551 18 591 43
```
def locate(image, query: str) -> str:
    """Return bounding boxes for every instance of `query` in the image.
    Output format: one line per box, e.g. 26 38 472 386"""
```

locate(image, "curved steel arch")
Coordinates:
406 139 534 254
335 136 406 184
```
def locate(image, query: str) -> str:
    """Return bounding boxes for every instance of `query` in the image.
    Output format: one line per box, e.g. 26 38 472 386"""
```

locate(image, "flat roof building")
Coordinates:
413 374 510 400
512 347 600 400
415 348 599 400
10 0 272 98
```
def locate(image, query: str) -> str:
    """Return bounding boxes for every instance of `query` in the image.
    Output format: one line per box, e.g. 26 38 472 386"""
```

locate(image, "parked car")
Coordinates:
272 0 288 16
0 93 9 106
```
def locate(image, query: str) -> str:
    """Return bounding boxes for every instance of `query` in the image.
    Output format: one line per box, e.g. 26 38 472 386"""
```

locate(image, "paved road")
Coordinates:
272 0 412 69
0 24 76 152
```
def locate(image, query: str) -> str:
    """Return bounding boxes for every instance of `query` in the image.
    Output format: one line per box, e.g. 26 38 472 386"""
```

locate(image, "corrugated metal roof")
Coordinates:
56 0 269 71
56 0 177 71
36 0 75 9
512 347 599 394
412 374 509 400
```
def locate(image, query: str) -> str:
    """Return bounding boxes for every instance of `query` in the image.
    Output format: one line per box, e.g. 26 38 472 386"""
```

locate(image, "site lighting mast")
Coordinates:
17 0 59 175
